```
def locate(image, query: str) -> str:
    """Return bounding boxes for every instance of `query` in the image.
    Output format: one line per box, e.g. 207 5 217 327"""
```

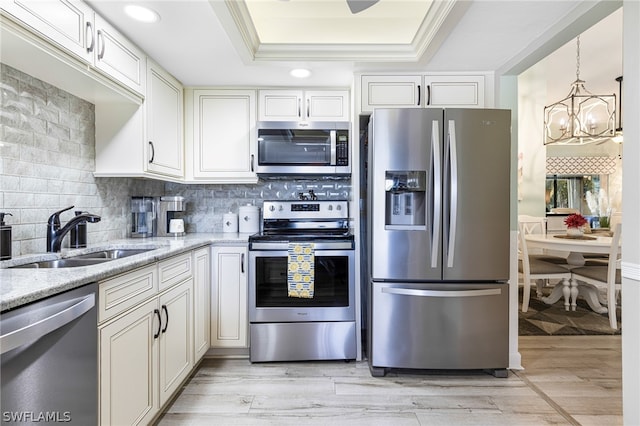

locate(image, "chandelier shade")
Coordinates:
543 36 617 145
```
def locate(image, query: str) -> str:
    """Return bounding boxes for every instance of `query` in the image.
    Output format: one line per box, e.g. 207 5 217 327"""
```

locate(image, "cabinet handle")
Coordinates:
426 85 431 106
161 305 169 333
86 21 94 53
241 253 245 274
97 29 106 60
417 84 421 106
306 99 310 118
297 98 301 118
250 154 254 172
153 309 161 339
148 141 155 163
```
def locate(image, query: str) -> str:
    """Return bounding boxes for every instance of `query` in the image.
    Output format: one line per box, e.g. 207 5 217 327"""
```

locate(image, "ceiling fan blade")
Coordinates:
347 0 380 14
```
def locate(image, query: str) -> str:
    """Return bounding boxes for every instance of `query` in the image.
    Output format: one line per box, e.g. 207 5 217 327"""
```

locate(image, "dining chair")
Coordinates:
570 223 622 329
517 215 569 264
518 221 572 312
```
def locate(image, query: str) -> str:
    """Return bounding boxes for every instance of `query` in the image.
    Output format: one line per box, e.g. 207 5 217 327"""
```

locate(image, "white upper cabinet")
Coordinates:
186 89 258 183
361 75 422 111
91 13 145 95
1 0 145 96
146 59 184 178
423 75 484 108
258 89 350 122
1 0 94 62
361 75 485 112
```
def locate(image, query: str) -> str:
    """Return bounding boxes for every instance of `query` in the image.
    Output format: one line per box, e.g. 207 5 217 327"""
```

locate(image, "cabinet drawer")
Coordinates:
99 265 158 323
159 252 192 291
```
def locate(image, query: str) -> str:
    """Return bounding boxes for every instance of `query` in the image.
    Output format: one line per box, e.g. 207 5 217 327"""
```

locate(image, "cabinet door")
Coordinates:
361 75 422 112
146 60 184 178
305 90 350 121
93 13 145 95
193 247 211 362
258 90 302 121
99 298 159 426
191 89 257 182
211 246 248 348
423 75 485 108
1 0 93 63
158 279 193 406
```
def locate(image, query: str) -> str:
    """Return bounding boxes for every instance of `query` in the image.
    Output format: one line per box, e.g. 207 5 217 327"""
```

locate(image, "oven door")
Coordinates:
249 247 355 323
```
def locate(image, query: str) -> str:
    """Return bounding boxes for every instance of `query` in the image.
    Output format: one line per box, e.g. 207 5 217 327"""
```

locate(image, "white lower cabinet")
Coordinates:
158 279 193 405
193 247 211 362
99 297 159 426
99 252 198 426
211 245 248 348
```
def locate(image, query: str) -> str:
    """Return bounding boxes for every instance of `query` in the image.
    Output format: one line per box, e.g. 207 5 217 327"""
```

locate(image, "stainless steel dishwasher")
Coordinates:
1 283 97 425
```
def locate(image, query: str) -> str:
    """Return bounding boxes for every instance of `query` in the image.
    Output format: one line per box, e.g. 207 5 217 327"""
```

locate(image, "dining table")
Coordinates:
524 231 618 314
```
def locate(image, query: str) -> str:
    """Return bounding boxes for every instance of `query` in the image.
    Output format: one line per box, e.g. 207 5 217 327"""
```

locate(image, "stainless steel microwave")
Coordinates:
256 121 350 176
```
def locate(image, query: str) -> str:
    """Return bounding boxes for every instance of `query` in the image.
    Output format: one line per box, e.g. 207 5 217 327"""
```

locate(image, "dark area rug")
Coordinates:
519 287 621 336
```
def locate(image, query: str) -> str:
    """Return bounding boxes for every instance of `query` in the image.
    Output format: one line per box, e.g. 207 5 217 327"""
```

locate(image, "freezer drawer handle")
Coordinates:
0 293 95 355
381 287 502 298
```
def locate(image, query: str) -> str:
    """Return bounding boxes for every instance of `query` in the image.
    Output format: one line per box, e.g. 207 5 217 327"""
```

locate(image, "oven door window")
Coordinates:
258 129 333 165
255 255 349 307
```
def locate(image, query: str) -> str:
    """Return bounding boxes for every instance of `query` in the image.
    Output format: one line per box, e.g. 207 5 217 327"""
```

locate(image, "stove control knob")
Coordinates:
269 205 276 212
279 205 284 211
336 205 342 211
328 205 333 211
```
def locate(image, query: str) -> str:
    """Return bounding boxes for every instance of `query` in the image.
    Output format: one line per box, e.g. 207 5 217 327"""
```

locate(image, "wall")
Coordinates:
0 64 351 256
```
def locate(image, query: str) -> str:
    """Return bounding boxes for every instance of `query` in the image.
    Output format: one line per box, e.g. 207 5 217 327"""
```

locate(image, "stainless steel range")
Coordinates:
248 199 356 362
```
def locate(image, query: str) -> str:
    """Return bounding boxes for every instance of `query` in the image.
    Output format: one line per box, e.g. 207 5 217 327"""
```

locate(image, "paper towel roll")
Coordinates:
223 213 238 233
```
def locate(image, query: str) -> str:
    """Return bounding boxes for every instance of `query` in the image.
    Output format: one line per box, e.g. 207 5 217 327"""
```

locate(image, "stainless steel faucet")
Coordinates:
46 206 101 252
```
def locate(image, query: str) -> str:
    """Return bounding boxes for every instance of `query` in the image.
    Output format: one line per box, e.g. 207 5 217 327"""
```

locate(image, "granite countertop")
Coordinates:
0 233 249 312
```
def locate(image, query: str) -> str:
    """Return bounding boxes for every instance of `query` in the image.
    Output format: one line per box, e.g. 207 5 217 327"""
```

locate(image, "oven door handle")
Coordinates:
241 253 245 273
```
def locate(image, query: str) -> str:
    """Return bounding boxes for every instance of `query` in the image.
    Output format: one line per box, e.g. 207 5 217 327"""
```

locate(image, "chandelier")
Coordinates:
543 36 616 145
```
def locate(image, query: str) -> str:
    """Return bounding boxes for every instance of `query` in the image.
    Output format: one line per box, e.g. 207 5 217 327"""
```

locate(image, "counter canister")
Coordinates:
238 204 260 233
223 212 238 233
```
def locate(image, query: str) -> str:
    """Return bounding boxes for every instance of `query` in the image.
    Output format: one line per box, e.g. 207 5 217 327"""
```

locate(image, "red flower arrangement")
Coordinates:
564 213 588 228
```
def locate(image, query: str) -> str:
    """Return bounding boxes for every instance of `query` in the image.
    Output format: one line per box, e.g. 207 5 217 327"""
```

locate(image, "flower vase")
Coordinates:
566 227 583 237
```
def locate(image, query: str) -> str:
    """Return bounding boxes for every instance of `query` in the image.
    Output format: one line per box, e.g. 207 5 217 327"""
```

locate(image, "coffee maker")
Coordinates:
131 196 158 238
158 196 186 237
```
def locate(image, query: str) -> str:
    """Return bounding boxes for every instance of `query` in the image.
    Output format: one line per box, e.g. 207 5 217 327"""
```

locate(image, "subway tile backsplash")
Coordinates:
1 64 351 255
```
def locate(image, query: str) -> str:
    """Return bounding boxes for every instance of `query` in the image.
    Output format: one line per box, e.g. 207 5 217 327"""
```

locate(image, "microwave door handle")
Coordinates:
330 130 337 165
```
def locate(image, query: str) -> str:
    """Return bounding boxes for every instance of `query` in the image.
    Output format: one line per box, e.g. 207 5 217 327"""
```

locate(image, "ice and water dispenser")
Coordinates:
384 171 426 228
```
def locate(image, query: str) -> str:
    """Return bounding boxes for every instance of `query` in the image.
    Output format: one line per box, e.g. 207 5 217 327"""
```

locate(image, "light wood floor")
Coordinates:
157 335 622 425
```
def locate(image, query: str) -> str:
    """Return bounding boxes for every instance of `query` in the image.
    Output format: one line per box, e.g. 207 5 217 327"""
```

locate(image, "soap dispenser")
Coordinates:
70 211 88 248
0 212 13 260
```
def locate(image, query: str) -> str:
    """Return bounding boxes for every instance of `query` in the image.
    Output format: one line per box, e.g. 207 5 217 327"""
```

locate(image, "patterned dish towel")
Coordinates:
288 242 315 298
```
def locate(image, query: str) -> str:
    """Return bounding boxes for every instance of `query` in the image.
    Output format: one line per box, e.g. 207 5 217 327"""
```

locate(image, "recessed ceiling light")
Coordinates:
290 68 311 78
124 4 160 23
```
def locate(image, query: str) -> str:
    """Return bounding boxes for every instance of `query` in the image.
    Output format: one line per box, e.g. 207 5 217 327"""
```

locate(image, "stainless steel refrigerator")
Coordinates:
367 108 510 377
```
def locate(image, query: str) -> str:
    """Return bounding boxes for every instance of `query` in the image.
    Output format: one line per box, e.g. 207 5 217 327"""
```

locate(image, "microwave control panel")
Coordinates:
336 130 349 166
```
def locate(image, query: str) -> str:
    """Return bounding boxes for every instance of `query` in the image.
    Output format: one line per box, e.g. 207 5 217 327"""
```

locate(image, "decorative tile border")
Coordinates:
546 156 617 175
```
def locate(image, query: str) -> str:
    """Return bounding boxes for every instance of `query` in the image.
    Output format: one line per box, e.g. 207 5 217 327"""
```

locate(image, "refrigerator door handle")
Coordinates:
381 287 502 298
447 119 458 268
431 120 442 268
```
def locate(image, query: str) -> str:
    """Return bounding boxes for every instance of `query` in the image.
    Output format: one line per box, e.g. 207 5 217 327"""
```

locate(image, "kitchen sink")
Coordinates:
9 248 155 268
10 258 111 268
73 248 154 260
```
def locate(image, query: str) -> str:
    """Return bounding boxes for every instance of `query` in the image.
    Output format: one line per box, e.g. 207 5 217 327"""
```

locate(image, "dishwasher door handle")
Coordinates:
0 293 95 355
381 287 502 298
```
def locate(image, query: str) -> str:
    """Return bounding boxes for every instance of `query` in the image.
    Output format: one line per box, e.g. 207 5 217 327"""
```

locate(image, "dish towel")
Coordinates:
288 242 315 298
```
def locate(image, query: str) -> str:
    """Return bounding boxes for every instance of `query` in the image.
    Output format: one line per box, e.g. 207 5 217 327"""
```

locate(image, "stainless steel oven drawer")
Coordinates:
250 321 356 362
